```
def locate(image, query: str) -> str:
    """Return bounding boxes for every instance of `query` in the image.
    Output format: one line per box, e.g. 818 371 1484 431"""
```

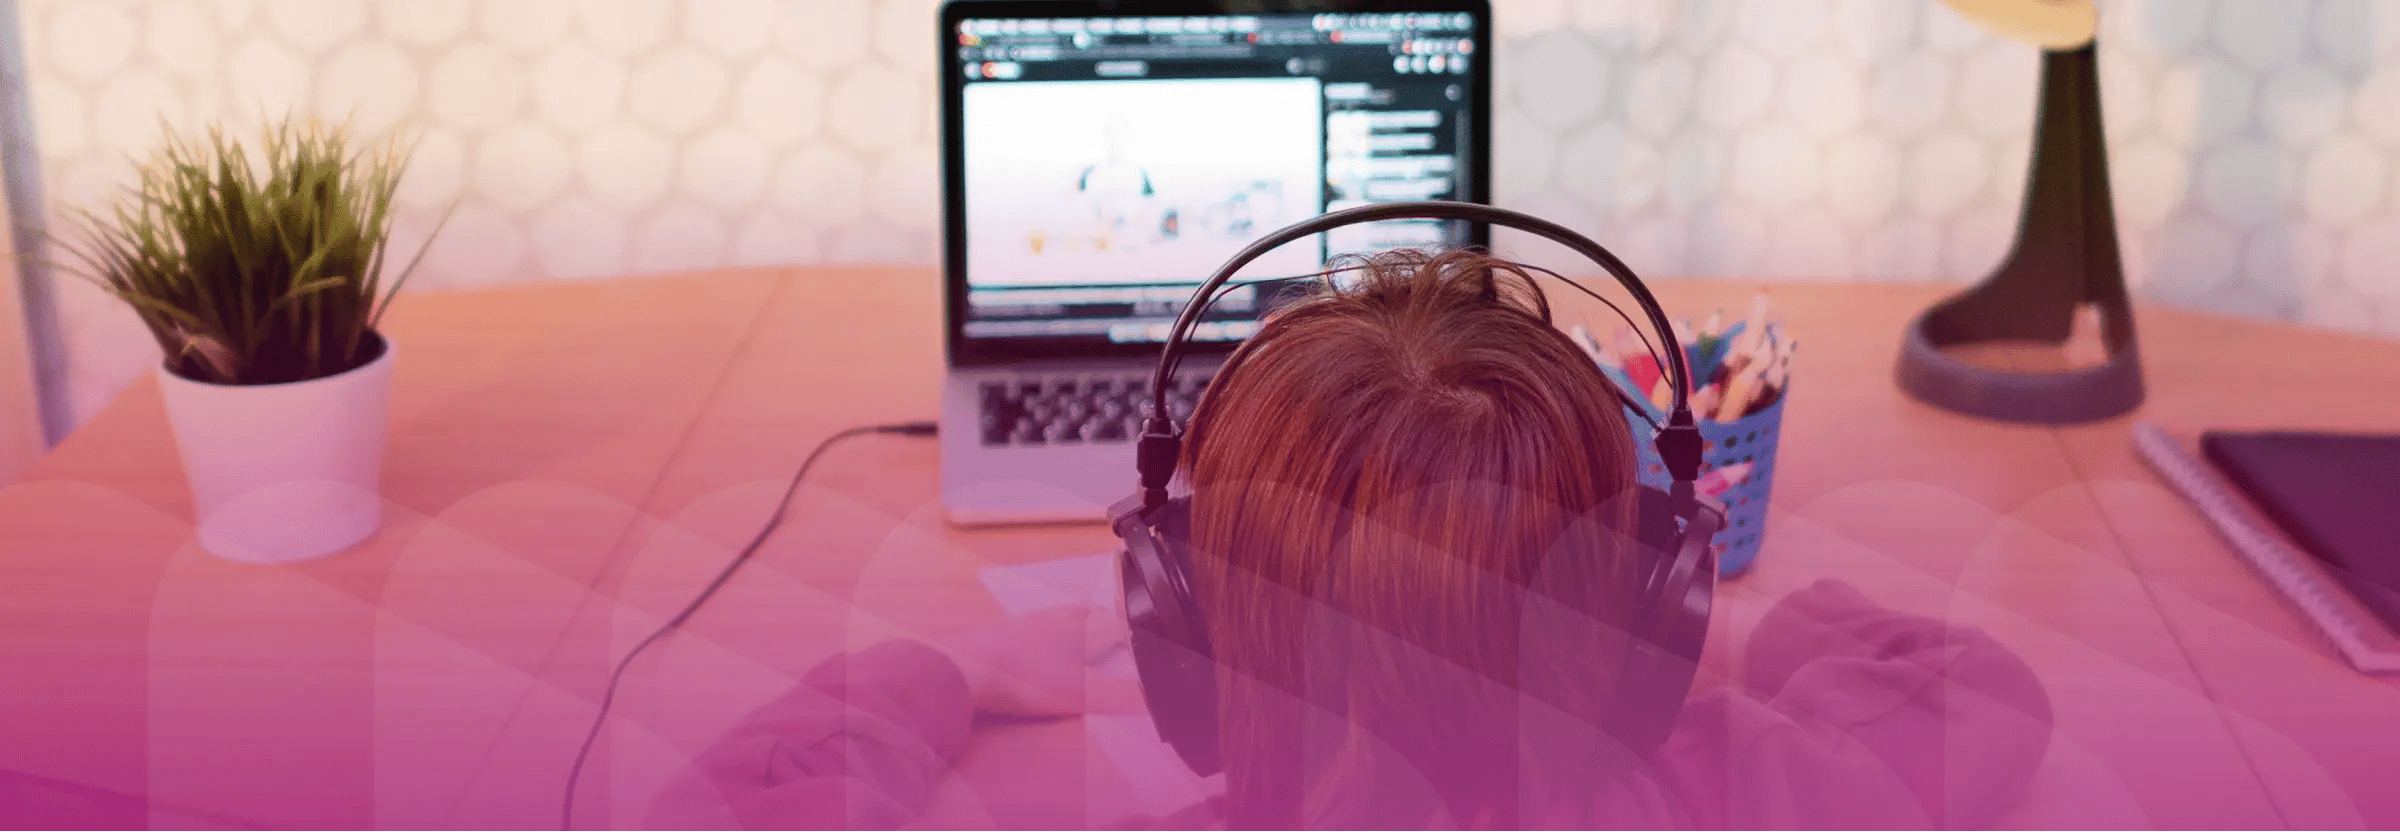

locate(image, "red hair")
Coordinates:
1182 249 1649 828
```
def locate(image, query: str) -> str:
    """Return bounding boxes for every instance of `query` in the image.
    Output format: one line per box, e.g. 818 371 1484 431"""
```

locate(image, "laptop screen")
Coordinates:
942 3 1491 364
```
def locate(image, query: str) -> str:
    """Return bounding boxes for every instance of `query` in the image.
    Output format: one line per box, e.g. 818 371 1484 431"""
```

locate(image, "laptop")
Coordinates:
937 0 1494 526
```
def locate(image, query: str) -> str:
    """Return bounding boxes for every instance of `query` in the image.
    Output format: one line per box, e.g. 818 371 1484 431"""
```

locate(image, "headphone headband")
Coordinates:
1137 200 1705 511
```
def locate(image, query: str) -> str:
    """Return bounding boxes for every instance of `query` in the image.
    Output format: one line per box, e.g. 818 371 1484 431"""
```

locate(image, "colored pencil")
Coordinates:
1570 324 1618 368
1712 335 1775 422
1721 294 1773 376
1698 462 1753 498
1623 351 1662 400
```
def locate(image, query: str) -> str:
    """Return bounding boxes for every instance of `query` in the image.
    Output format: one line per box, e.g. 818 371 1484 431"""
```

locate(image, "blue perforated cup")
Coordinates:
1625 387 1787 577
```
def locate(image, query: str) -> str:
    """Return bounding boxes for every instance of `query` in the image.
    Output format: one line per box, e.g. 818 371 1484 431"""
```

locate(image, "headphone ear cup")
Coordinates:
1115 496 1224 776
1608 486 1717 757
1629 487 1684 604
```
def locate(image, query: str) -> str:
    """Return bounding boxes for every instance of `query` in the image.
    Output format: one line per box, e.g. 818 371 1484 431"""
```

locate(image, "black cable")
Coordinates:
561 420 938 830
1509 259 1669 376
1506 259 1671 430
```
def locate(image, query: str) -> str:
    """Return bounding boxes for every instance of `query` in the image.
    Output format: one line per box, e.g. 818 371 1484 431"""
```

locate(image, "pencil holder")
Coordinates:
1626 387 1788 577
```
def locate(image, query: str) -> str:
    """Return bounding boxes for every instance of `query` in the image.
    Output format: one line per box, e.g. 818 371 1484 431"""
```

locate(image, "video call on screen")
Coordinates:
957 12 1480 346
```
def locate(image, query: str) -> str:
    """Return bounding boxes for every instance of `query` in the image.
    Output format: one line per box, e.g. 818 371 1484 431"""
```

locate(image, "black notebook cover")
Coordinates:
2201 431 2400 637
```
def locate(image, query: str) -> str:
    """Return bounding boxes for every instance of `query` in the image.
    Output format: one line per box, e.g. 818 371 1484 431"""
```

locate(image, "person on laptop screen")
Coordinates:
1031 114 1165 255
648 251 2056 829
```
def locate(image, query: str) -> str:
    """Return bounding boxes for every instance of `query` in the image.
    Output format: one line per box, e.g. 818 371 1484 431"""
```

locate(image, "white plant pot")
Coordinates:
156 335 395 563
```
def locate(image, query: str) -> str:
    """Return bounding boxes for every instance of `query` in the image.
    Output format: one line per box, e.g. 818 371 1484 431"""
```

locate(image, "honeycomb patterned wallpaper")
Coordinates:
10 0 2400 435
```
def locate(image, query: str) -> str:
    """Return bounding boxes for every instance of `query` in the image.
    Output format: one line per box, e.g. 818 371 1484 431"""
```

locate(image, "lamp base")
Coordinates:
1897 309 2143 424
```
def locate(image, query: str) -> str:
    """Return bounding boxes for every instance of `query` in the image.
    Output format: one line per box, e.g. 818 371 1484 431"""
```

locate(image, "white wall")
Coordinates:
15 0 2400 435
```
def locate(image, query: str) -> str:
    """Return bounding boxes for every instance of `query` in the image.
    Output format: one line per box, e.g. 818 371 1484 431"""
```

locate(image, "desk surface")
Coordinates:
3 267 2396 829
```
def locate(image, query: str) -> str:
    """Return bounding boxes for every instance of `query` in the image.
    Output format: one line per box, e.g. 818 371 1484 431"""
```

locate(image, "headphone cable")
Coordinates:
561 420 939 830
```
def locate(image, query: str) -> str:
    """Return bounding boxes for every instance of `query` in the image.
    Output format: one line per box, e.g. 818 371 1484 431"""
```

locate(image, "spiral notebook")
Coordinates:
2133 423 2400 674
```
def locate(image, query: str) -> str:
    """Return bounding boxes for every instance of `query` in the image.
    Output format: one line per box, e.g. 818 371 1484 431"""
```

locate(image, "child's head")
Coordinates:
1182 248 1650 827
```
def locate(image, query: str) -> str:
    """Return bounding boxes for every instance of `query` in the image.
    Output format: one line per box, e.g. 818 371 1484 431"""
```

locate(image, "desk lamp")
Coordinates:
1896 0 2145 423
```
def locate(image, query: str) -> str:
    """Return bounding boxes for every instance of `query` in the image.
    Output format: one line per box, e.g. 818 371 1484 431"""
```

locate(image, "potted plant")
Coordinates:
58 118 439 563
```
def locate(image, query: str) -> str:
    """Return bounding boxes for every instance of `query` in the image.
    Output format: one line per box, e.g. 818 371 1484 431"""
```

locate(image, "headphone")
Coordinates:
1110 201 1725 777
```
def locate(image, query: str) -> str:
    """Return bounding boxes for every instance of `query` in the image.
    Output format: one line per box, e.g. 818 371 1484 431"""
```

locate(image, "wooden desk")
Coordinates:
2051 314 2400 829
0 267 2391 829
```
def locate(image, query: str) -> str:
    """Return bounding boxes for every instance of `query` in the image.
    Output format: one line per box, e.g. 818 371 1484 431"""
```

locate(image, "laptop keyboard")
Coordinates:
981 372 1215 447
